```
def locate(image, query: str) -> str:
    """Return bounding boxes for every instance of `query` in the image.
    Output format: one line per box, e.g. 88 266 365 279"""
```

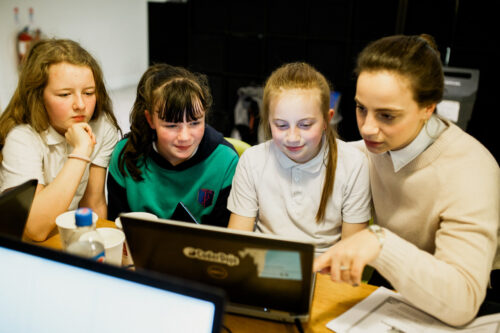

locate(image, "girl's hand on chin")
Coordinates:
65 122 96 157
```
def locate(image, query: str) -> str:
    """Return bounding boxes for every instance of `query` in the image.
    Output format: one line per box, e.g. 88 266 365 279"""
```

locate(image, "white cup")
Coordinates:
114 212 158 267
114 211 158 229
89 228 125 266
55 210 98 250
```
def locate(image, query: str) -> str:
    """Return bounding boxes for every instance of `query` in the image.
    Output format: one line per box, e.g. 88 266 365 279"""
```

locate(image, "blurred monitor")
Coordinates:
0 235 225 333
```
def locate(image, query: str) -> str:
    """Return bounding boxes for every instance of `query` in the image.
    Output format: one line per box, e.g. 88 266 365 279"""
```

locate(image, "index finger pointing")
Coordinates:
313 252 331 273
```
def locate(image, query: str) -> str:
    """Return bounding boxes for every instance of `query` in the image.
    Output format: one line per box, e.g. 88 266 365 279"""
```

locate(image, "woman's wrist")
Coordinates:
367 224 385 249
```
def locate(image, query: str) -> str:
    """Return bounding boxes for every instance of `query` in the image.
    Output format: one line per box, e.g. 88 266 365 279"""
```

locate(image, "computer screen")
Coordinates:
0 236 225 333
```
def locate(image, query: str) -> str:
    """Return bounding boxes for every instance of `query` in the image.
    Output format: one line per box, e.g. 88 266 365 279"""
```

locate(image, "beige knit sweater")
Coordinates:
360 120 499 326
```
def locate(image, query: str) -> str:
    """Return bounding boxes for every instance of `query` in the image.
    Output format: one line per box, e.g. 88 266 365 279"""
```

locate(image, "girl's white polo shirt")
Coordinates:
228 138 371 254
0 115 119 210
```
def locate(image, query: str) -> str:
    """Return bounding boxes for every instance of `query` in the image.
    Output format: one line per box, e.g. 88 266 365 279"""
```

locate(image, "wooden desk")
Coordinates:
39 219 378 333
224 274 377 332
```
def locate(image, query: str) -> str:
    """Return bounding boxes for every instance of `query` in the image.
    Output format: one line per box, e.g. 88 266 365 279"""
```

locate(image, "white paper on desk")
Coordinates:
327 287 500 333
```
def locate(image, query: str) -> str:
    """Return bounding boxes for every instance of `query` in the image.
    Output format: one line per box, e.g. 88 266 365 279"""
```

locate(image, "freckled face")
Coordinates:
269 89 326 163
355 71 433 154
43 62 96 135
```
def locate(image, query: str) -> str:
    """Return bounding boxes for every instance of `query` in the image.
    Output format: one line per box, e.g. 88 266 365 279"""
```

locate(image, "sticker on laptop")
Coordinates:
238 248 302 281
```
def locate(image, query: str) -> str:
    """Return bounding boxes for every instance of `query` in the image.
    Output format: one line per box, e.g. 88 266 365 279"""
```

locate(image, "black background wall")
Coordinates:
148 0 498 162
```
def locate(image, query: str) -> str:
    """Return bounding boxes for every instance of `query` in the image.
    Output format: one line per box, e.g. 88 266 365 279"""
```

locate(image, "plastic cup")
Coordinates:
55 210 98 250
114 212 158 267
114 211 158 229
90 228 125 266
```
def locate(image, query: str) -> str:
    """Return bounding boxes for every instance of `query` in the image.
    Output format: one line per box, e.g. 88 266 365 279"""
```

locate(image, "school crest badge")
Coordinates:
198 189 214 207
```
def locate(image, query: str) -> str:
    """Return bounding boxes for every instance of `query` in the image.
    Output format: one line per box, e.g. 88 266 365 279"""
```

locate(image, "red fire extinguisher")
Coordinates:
17 28 33 64
15 7 41 67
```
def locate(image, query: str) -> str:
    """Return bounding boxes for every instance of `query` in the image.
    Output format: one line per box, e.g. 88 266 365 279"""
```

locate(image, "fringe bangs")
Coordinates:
155 79 205 122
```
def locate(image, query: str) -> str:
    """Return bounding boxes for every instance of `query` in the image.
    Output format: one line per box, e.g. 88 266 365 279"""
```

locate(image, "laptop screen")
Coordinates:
121 217 315 317
0 236 225 333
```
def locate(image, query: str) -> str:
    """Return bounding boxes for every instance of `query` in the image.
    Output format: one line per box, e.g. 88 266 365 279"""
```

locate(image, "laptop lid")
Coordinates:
120 216 316 322
0 234 225 333
0 179 37 239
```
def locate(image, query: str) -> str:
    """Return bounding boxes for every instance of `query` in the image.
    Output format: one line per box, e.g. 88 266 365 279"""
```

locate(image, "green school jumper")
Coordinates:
107 125 239 227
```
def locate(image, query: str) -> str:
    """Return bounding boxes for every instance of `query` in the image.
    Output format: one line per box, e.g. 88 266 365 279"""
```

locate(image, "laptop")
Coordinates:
0 178 37 239
120 215 316 323
0 234 225 333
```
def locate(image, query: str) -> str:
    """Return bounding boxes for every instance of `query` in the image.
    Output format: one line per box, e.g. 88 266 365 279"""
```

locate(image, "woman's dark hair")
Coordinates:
118 63 212 181
355 34 444 107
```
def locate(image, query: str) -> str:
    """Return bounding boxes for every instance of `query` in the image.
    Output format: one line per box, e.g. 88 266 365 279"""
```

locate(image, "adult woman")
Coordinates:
314 35 499 326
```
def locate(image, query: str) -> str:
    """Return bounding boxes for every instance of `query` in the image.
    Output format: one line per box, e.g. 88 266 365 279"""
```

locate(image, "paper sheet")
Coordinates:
327 287 500 333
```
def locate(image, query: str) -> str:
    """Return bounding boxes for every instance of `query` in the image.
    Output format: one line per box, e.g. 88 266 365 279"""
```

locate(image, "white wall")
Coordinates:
0 0 148 111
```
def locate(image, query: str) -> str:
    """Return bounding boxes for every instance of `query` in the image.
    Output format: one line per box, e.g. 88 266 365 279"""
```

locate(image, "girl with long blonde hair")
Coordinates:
0 38 120 241
228 62 371 254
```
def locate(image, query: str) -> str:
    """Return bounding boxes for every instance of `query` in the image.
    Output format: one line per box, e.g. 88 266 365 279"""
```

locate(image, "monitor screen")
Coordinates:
0 236 224 333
